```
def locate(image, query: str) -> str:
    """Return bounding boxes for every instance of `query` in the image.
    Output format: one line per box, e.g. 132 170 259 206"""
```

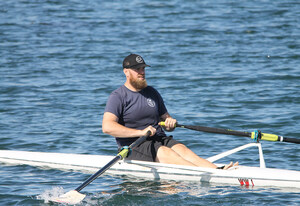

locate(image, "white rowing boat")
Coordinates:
1 142 299 189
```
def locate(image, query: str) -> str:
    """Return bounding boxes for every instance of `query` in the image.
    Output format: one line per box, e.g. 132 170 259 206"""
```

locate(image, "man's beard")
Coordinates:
129 76 147 90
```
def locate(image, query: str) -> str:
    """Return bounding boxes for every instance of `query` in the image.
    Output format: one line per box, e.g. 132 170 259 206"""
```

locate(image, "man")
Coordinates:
102 54 237 169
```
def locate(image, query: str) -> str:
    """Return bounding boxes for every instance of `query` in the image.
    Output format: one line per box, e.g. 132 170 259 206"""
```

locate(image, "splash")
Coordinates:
36 187 65 203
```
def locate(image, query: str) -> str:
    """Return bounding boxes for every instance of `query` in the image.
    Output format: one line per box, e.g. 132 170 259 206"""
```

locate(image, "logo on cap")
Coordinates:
136 56 143 63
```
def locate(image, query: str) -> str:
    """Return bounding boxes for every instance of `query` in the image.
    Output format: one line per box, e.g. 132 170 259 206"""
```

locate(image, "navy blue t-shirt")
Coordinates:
104 85 167 147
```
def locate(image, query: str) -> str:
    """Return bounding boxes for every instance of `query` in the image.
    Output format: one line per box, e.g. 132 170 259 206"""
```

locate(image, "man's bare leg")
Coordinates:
157 144 238 169
156 146 198 166
171 144 217 168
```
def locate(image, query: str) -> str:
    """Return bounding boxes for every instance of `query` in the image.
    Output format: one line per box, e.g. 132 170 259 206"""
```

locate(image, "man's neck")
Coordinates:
124 81 141 92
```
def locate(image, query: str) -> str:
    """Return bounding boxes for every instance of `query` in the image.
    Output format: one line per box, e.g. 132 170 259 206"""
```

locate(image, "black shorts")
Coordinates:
125 136 182 162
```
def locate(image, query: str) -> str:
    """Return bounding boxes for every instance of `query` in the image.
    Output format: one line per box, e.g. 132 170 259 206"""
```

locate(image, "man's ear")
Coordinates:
123 68 129 77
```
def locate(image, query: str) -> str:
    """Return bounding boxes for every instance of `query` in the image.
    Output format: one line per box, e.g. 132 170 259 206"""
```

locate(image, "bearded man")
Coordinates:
102 54 237 169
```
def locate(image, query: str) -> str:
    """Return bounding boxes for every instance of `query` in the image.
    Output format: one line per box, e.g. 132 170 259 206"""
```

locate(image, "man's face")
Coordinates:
127 67 147 90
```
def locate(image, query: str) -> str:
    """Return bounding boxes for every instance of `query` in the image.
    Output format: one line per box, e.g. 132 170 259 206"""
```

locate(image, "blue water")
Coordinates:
1 0 300 205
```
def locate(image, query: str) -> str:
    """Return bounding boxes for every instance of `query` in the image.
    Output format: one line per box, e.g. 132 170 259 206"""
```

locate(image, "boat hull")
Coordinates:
0 150 299 188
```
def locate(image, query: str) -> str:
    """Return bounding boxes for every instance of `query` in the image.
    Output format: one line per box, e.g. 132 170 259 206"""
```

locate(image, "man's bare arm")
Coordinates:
102 112 156 137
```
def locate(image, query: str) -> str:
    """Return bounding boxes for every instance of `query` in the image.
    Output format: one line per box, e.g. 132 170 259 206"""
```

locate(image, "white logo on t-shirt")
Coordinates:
147 98 155 107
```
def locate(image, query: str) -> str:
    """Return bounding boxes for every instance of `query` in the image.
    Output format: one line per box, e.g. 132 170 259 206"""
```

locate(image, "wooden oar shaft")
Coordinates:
75 131 151 192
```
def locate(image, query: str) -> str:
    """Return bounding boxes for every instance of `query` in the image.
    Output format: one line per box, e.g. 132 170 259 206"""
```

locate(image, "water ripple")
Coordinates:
0 0 299 205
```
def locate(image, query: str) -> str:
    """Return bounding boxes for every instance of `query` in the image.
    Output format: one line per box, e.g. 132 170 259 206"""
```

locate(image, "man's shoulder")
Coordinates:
144 85 159 93
111 85 127 95
144 86 162 98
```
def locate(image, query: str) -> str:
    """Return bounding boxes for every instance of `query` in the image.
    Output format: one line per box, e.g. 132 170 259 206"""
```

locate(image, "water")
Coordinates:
1 0 299 205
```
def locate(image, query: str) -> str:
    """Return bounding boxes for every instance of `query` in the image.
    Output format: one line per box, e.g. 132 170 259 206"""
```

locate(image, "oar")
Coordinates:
160 122 300 144
51 131 151 204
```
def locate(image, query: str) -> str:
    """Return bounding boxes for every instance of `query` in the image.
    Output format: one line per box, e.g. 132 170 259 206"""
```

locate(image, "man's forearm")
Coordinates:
102 121 144 138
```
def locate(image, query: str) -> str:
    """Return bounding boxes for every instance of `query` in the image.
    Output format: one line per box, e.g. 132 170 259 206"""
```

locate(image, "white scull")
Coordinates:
0 142 299 189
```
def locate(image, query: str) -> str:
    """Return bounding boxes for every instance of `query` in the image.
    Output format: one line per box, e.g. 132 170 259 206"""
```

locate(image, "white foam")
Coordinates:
36 186 65 203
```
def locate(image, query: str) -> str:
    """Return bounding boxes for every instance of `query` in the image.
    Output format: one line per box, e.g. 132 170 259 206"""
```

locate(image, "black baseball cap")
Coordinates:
123 54 151 69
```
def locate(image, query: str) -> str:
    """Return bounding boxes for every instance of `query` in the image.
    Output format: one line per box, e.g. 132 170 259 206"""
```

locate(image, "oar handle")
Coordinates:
159 121 181 128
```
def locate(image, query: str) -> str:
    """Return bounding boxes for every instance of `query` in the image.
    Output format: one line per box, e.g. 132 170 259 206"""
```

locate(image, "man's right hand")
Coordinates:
142 126 156 136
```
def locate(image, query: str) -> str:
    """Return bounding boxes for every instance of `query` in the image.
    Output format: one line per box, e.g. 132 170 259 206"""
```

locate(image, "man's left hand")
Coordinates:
163 117 176 131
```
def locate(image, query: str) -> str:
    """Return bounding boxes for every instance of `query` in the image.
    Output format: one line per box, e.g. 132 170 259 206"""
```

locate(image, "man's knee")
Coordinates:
157 145 172 155
171 143 188 151
156 146 175 161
